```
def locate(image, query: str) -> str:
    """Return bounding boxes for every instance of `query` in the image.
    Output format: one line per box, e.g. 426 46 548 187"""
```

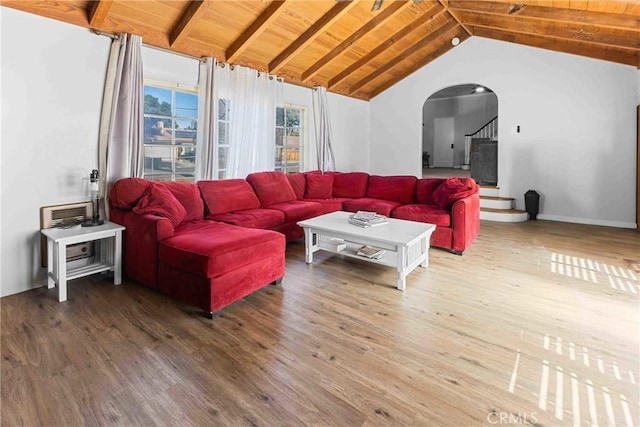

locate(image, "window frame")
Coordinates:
142 79 199 182
275 104 305 174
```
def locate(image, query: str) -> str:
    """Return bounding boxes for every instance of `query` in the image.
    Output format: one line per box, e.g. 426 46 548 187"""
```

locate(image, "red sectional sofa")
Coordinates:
109 171 479 316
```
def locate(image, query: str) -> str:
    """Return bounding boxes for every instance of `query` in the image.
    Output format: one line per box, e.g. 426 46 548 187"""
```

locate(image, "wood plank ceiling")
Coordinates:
2 0 639 101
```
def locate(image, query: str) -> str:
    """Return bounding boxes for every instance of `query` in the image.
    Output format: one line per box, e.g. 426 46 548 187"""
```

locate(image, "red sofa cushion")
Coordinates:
304 198 349 214
366 175 417 204
343 198 401 217
159 222 284 278
110 178 152 210
305 174 333 199
208 208 284 229
162 181 204 222
391 204 451 227
416 178 444 204
198 179 260 216
286 173 306 200
132 184 187 228
432 177 477 210
325 172 369 198
267 200 323 222
246 171 297 207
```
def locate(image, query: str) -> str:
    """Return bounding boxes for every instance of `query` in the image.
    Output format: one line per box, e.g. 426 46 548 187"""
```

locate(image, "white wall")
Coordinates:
1 8 111 297
371 37 638 228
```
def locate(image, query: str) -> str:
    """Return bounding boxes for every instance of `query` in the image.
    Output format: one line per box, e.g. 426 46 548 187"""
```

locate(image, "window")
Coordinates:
143 82 198 182
217 99 230 180
275 106 303 173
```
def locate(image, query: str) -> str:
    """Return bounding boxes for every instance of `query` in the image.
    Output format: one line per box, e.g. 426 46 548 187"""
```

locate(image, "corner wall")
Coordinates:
371 37 638 228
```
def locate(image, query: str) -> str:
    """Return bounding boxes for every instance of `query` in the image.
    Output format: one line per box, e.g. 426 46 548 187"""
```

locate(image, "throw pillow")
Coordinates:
431 177 476 210
305 174 334 199
133 183 187 228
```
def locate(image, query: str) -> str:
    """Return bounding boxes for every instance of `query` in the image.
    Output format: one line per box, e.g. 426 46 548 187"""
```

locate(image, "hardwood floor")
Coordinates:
2 221 639 426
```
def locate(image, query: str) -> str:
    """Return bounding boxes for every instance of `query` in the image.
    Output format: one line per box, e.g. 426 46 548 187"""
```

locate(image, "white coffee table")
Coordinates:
298 211 436 290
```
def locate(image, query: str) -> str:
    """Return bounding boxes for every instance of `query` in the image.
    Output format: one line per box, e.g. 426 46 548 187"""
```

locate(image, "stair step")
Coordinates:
479 186 500 197
480 196 513 210
480 208 528 223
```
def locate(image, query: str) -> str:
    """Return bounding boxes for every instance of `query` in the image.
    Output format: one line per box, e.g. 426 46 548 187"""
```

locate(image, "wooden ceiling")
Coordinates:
2 1 640 100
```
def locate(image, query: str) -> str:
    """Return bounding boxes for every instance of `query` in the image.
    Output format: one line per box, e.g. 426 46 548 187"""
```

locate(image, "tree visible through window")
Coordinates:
275 106 303 173
143 84 198 182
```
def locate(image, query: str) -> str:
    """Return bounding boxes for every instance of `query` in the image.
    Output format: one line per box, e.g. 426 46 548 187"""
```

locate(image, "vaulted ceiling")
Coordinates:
3 1 640 100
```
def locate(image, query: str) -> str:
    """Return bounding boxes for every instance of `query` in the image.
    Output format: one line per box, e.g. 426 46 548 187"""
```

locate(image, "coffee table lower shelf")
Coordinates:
298 212 436 291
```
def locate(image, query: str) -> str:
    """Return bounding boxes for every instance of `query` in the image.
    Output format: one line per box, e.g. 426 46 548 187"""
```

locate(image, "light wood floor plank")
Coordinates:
2 220 639 426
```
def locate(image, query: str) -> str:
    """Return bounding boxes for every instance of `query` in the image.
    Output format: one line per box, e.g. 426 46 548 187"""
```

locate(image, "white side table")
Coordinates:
41 221 125 302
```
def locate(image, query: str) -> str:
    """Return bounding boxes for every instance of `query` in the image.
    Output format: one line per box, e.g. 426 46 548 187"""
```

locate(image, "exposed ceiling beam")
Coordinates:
438 0 472 36
349 19 459 94
329 3 444 89
471 26 640 68
448 1 640 32
169 0 207 48
301 0 410 83
368 29 469 98
226 0 288 63
88 0 113 28
458 10 640 51
268 0 357 74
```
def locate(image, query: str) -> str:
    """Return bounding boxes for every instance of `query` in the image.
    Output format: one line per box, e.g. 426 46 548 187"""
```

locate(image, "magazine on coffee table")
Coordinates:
356 245 386 259
348 211 388 228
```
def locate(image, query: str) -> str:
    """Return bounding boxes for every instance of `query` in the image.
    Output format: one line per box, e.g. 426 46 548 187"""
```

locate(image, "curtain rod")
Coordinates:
92 29 284 81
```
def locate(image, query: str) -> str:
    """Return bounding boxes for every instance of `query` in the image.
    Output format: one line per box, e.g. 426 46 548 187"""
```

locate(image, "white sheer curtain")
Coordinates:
195 57 217 180
312 86 336 172
217 64 283 178
98 33 144 215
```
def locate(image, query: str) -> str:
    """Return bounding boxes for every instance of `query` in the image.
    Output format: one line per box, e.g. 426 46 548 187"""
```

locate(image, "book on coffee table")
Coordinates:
348 211 388 228
356 245 386 259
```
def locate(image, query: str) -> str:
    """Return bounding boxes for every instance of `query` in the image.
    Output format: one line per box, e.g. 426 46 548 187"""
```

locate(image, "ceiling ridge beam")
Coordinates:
170 0 207 48
459 11 640 51
88 0 113 28
349 19 459 94
438 0 472 36
301 0 411 83
368 28 468 98
226 0 288 63
448 0 640 33
470 25 640 68
328 3 444 89
268 0 357 74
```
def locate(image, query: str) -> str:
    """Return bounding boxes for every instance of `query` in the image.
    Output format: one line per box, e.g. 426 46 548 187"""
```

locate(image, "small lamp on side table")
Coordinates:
82 169 104 227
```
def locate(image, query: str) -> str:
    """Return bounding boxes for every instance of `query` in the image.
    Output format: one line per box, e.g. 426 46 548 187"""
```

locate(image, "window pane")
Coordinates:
144 145 173 176
144 117 172 144
275 127 284 146
175 91 198 119
144 87 172 115
286 108 300 127
218 99 228 120
176 146 195 181
276 107 284 126
218 170 226 180
218 147 228 170
175 118 197 144
218 122 228 145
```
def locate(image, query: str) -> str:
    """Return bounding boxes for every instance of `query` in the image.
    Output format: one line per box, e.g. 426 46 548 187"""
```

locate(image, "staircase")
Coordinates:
479 186 528 222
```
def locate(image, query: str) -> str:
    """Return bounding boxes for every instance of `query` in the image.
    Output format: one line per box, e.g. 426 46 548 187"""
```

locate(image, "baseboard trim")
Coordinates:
537 214 636 229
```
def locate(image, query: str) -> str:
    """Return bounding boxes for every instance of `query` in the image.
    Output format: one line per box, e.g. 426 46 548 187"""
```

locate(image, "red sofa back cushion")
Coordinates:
366 175 417 204
305 174 333 199
286 173 306 200
432 177 478 209
162 181 205 222
246 171 297 207
133 184 187 228
416 178 444 204
325 172 369 198
198 179 261 216
110 178 152 210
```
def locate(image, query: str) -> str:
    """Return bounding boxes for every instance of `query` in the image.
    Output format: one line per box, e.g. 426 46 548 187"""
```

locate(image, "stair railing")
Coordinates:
464 116 498 166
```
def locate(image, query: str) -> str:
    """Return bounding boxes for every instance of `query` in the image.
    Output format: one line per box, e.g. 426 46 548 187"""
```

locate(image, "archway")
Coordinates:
422 84 498 184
